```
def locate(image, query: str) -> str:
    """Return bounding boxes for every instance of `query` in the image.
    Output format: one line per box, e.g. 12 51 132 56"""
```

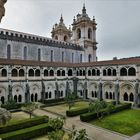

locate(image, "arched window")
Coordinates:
55 36 58 40
12 69 18 77
44 69 49 77
88 28 92 39
77 28 81 39
80 70 82 76
88 70 91 76
77 71 79 76
45 92 48 99
106 92 108 99
35 93 38 102
29 69 34 77
92 69 96 76
62 70 65 76
120 67 127 76
14 95 17 102
1 69 7 77
83 70 85 76
7 44 11 59
110 92 112 99
128 67 136 76
24 46 27 60
91 91 94 97
49 92 52 98
95 91 97 98
129 93 134 102
97 69 100 76
1 96 5 104
124 92 128 101
31 94 34 102
88 54 92 62
18 95 22 102
68 69 72 76
19 69 24 77
108 68 112 76
61 91 63 97
35 69 40 77
103 69 106 76
113 92 115 99
64 35 68 42
113 69 116 76
50 70 54 76
38 48 41 61
57 70 61 76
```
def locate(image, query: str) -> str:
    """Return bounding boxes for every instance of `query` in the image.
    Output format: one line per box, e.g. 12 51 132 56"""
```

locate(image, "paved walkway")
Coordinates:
33 108 129 140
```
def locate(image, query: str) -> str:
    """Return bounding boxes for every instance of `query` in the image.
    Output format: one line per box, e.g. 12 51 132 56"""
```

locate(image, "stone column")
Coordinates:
55 80 59 99
25 82 30 103
8 65 13 101
115 80 120 104
134 81 139 107
83 80 87 99
65 80 70 97
98 82 103 101
41 81 45 102
73 77 78 96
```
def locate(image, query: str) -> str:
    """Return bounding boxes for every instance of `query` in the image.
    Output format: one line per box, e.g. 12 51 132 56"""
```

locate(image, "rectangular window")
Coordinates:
72 53 74 63
62 51 64 62
38 48 41 61
80 54 82 63
7 45 11 59
51 50 53 62
24 46 27 60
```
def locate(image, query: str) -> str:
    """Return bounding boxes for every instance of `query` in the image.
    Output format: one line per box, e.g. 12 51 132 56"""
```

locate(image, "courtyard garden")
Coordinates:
89 109 140 136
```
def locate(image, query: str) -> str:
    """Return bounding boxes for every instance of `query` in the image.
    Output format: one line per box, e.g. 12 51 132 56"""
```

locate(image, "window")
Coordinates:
12 69 18 77
7 45 11 59
44 69 49 77
120 68 127 76
24 46 27 60
77 28 81 39
129 93 134 102
62 52 64 62
64 35 68 42
35 93 38 102
1 69 7 77
55 36 58 40
88 28 92 39
88 70 91 76
29 69 34 77
51 50 53 62
35 69 40 77
18 95 22 102
128 67 136 76
88 54 92 62
108 68 112 76
62 70 65 76
57 70 61 76
50 70 54 76
68 69 72 76
19 69 24 77
124 92 128 101
80 54 82 63
38 48 41 61
72 53 74 63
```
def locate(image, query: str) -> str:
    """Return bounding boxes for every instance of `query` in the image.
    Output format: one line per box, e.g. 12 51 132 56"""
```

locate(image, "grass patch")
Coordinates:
89 109 140 136
45 101 89 115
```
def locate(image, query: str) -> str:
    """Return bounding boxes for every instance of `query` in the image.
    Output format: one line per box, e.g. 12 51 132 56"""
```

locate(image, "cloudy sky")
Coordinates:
1 0 140 61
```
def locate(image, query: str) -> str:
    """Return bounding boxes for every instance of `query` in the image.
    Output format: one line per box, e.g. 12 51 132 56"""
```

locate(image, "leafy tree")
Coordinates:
106 102 115 115
65 92 77 110
0 102 11 125
2 99 18 110
75 129 88 140
48 130 64 140
21 102 39 118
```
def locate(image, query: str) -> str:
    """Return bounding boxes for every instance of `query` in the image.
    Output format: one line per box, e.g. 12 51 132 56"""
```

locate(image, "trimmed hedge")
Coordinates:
0 116 49 134
43 98 65 106
0 123 53 140
2 103 26 110
80 103 131 122
66 107 89 117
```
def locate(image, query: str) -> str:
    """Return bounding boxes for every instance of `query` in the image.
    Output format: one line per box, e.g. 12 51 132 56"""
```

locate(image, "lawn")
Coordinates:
89 109 140 136
10 111 30 123
44 101 89 115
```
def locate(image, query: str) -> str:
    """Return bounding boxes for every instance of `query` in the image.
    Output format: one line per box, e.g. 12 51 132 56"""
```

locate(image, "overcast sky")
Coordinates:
1 0 140 61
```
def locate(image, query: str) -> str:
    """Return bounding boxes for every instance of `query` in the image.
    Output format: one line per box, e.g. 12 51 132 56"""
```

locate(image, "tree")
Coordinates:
106 102 115 115
0 102 11 125
21 102 39 119
65 92 76 110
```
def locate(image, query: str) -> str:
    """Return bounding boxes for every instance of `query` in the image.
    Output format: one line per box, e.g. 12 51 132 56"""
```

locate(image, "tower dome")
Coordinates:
51 15 72 42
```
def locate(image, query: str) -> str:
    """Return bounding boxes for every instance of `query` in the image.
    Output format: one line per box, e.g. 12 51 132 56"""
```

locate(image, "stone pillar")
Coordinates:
8 65 13 101
65 80 70 97
25 82 30 103
41 81 45 102
98 82 103 101
134 81 139 107
83 80 87 99
115 81 120 104
73 77 78 96
55 80 59 99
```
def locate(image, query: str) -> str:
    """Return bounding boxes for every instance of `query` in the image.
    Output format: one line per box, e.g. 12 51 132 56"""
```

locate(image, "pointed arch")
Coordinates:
128 67 136 76
129 93 134 102
124 92 128 101
1 69 7 77
120 67 127 76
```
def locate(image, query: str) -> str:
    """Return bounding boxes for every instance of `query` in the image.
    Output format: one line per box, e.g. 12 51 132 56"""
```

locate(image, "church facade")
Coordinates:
0 5 140 107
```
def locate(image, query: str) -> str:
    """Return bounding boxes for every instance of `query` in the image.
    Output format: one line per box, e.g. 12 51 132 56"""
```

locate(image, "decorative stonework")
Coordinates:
0 0 7 23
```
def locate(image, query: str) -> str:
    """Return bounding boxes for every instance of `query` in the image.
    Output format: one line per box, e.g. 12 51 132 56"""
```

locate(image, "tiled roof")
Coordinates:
0 57 140 68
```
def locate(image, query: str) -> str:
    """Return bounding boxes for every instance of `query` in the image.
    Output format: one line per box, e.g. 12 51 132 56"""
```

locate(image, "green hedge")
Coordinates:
0 123 53 140
66 107 89 117
0 116 49 134
43 98 65 105
80 103 131 122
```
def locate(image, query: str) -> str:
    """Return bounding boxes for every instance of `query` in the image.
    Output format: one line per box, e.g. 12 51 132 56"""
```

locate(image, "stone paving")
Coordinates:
33 108 130 140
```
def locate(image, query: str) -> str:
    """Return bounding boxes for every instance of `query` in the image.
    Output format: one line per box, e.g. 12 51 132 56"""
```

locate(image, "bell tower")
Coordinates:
51 15 72 42
71 4 97 62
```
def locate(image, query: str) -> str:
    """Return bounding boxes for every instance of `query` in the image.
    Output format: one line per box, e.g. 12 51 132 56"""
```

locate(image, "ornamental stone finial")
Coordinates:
0 0 7 23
